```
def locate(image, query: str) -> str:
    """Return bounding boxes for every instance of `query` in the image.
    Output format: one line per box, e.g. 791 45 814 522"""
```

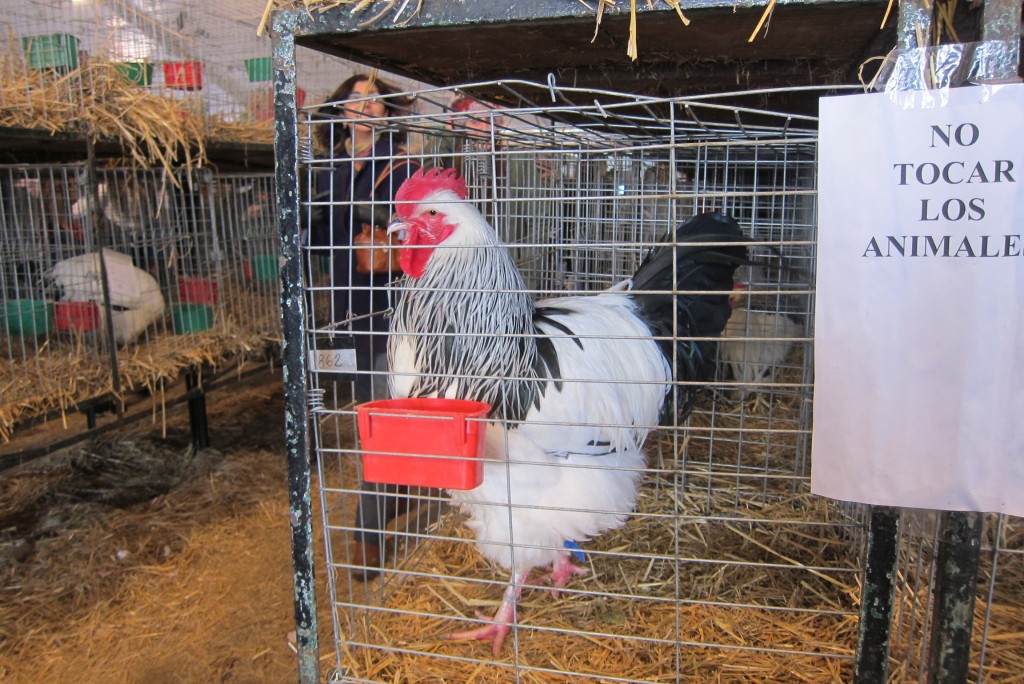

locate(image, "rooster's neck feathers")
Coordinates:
391 204 542 421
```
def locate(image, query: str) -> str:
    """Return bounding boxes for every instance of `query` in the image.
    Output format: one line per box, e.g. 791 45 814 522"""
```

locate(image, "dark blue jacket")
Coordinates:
311 136 419 337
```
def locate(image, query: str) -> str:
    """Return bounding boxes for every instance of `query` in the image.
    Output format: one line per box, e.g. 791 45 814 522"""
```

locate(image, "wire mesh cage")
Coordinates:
291 80 1022 683
1 1 426 148
210 171 283 341
0 163 280 443
3 1 206 124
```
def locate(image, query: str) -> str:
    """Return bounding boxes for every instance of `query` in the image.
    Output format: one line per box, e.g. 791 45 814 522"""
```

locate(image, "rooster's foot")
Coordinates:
446 613 512 657
446 576 524 656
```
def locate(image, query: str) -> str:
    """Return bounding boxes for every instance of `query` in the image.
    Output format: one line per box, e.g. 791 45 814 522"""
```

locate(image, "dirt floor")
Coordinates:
0 369 331 684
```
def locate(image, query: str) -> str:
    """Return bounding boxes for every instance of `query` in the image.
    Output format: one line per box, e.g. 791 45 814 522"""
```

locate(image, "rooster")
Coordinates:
386 168 747 655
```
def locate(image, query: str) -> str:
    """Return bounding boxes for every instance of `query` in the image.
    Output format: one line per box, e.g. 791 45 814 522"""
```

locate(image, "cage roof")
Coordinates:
276 0 896 118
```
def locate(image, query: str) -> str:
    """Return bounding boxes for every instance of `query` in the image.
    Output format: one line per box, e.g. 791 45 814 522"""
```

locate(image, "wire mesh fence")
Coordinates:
0 163 280 444
1 1 428 149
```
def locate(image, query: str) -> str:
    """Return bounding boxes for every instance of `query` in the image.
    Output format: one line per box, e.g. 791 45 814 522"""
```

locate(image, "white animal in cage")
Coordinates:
387 168 746 655
50 249 166 344
720 284 802 401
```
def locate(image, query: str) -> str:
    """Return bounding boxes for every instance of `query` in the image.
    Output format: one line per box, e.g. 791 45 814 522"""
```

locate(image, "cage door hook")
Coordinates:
546 73 558 102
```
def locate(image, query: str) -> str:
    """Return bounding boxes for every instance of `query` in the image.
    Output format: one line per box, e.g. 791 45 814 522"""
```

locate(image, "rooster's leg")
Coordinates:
447 572 528 657
548 552 588 597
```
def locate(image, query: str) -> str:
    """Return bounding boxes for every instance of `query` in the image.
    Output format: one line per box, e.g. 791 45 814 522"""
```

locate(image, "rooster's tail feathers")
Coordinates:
630 212 748 412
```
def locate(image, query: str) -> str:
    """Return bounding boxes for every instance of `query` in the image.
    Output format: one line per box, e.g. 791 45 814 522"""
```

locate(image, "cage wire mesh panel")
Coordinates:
2 0 205 123
884 509 1023 683
1 0 430 146
210 172 281 341
0 163 280 443
1 0 331 141
295 81 1023 683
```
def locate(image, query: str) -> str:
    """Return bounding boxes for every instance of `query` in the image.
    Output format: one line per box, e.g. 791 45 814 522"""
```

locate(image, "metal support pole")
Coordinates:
927 511 984 684
85 139 124 421
981 0 1022 77
271 16 320 684
897 0 935 51
854 506 901 683
185 367 210 450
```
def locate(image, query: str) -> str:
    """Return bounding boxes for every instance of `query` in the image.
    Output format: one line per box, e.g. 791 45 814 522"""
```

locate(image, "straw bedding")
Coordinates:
1 36 272 164
0 372 308 683
0 275 280 443
0 40 206 173
324 400 863 682
320 380 1023 683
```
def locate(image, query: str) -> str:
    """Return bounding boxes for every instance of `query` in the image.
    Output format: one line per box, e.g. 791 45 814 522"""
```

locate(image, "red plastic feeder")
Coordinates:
178 276 219 305
54 301 100 332
356 398 491 490
163 61 203 90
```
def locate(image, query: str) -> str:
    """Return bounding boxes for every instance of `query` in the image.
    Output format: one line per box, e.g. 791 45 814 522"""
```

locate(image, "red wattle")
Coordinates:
399 226 431 278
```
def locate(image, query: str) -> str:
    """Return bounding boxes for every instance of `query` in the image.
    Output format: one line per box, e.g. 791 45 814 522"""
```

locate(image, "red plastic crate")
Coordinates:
54 301 100 332
177 276 219 305
356 398 491 490
163 61 203 90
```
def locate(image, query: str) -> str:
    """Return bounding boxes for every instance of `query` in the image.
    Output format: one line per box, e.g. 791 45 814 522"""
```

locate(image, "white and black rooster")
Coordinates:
386 168 747 655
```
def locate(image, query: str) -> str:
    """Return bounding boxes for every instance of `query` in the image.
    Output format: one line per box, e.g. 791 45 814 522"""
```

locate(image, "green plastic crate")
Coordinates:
253 254 280 281
244 57 272 82
114 62 153 86
1 299 52 336
22 34 80 71
171 304 214 334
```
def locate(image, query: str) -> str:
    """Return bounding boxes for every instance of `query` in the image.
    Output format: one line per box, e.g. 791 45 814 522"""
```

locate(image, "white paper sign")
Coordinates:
812 85 1024 515
310 347 357 373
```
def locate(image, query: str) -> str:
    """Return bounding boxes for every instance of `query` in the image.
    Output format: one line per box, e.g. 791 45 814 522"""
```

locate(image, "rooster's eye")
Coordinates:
428 210 438 216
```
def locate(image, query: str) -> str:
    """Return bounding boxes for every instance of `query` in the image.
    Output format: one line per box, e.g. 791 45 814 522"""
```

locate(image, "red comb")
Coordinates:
396 167 467 207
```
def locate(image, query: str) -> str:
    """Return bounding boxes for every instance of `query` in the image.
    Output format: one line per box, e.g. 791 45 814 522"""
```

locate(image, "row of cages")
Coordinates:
0 164 281 442
2 4 400 144
291 82 1022 682
4 1 280 140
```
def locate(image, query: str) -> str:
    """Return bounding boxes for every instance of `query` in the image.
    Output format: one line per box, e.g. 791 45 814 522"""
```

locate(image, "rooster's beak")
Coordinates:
387 220 409 243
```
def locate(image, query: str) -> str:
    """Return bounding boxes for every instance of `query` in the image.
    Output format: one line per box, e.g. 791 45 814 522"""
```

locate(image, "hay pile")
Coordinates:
0 43 206 173
1 37 280 166
207 114 274 146
0 375 303 683
0 338 114 443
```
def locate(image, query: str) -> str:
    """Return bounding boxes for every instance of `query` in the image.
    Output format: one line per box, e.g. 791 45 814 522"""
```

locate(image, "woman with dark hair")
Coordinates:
313 73 414 154
310 73 419 580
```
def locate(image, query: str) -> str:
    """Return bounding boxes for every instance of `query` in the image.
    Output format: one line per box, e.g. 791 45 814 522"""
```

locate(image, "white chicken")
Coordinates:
720 283 802 401
385 168 747 654
50 249 165 345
